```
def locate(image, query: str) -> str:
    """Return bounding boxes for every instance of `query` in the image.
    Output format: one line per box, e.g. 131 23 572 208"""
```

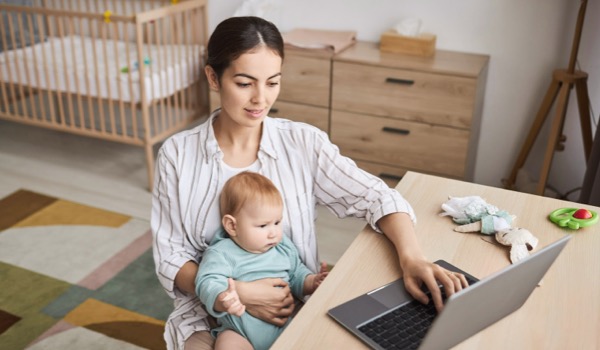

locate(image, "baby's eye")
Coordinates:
275 221 281 225
259 224 267 228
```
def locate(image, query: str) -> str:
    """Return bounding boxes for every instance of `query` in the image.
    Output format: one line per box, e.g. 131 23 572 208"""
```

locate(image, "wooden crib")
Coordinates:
0 0 209 188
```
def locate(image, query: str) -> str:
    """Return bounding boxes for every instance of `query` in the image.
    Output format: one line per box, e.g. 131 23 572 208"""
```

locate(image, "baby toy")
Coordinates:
120 57 152 73
440 196 539 264
549 208 599 230
440 196 514 234
495 227 539 264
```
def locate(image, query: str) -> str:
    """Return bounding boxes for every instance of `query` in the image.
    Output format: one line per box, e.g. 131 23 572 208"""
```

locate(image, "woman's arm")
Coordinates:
151 145 201 299
377 212 468 311
175 261 199 295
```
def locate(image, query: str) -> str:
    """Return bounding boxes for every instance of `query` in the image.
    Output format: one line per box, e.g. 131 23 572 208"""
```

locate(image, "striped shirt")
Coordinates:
151 110 416 349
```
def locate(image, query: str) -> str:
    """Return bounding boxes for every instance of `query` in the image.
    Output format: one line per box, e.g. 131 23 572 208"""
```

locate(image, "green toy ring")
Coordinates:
549 208 599 230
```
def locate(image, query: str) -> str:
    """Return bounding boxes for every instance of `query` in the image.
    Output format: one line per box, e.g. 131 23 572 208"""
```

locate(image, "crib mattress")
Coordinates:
0 36 203 104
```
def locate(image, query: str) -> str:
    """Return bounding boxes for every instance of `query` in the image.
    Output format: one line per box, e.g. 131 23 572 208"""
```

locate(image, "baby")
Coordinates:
196 171 328 350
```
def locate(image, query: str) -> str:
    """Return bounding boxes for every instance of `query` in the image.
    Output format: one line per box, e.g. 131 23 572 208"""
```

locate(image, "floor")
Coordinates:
0 120 363 264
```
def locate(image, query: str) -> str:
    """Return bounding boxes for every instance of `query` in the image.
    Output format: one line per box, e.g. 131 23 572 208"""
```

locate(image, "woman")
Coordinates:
151 16 468 350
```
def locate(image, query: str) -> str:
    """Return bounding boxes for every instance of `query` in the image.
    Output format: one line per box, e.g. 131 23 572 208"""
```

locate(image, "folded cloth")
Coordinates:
282 28 356 54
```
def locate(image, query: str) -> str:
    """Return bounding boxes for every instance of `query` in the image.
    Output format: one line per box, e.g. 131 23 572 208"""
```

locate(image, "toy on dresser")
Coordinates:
440 196 538 264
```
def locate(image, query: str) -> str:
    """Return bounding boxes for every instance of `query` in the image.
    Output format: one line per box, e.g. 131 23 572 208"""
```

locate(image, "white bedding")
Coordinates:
0 36 203 104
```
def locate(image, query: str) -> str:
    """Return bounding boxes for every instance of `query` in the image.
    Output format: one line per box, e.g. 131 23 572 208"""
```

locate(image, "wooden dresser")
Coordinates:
209 47 333 134
331 42 489 186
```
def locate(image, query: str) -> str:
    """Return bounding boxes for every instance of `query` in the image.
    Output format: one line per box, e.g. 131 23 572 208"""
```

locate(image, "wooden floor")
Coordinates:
0 120 363 264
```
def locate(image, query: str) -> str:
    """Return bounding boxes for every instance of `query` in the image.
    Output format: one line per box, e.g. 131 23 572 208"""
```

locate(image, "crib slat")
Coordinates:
110 23 128 138
123 28 139 140
160 16 172 132
145 20 155 132
17 14 37 120
177 10 189 117
90 19 107 133
35 13 57 123
74 0 94 131
169 13 180 128
47 14 67 126
65 16 86 130
100 21 117 136
26 12 44 122
58 18 77 128
0 13 9 115
6 14 27 117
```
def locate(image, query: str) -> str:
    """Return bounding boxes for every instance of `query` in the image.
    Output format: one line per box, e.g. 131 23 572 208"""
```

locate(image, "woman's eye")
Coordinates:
236 83 251 88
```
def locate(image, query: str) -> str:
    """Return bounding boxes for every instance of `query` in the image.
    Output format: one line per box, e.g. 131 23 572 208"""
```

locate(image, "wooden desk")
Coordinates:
272 171 600 349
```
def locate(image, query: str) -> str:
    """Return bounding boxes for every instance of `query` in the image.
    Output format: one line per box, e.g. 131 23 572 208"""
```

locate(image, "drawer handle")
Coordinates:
385 77 414 86
379 173 403 182
382 126 410 135
270 108 279 114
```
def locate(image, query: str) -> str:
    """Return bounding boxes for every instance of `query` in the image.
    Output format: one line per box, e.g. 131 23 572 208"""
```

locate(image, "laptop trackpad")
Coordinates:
368 279 413 309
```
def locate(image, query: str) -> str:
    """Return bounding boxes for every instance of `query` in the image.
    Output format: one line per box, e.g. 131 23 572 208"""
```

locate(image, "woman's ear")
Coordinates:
222 214 237 237
205 65 220 92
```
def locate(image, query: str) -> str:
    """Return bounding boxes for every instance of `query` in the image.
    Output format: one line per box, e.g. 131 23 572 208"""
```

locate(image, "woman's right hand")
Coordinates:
235 278 295 326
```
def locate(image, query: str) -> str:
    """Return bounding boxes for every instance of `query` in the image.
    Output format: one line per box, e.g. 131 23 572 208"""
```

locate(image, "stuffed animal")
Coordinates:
440 196 513 234
440 196 539 264
495 227 539 264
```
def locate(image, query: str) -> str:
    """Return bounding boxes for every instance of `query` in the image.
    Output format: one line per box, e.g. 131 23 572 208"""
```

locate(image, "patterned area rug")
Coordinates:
0 190 172 349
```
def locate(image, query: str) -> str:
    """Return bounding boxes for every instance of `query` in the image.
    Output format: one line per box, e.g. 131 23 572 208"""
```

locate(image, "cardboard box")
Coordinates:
379 30 436 57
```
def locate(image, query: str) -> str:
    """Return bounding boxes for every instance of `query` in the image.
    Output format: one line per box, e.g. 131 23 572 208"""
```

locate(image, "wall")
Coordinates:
207 0 598 199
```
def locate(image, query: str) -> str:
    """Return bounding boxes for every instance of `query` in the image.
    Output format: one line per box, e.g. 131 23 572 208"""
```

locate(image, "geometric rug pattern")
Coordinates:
0 190 171 349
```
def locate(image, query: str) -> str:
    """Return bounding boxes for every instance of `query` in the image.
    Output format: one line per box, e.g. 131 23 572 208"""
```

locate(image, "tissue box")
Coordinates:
379 30 436 57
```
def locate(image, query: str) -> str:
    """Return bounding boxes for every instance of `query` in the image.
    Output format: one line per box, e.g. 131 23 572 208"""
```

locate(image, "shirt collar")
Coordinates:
259 117 279 160
203 109 221 161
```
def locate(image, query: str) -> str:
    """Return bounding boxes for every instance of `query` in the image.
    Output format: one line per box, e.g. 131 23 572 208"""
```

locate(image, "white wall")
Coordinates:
207 0 598 199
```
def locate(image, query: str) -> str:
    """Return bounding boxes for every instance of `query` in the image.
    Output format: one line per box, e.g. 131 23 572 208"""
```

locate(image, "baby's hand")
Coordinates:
314 261 329 288
218 278 246 317
303 262 330 295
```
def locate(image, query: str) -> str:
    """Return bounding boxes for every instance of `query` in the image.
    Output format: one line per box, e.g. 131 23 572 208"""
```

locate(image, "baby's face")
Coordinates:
233 201 283 254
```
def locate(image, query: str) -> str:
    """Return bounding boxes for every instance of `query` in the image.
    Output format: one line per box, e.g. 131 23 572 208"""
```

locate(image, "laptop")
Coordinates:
328 235 571 350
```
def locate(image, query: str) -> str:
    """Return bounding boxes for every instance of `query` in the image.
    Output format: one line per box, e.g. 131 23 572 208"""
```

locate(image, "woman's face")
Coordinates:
210 45 282 128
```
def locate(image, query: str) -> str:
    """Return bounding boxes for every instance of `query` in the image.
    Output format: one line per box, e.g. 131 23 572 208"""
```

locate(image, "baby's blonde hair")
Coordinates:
220 171 283 217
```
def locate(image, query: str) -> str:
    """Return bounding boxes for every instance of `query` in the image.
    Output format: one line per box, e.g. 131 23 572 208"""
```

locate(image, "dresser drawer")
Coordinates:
332 62 477 128
270 101 329 133
280 55 331 108
331 110 469 178
355 160 407 188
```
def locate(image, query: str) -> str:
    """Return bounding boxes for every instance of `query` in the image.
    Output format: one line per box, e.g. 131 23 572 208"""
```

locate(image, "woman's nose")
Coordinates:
251 86 265 104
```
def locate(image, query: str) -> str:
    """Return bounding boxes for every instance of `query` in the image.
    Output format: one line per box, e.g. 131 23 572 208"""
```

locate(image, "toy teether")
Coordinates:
549 208 598 230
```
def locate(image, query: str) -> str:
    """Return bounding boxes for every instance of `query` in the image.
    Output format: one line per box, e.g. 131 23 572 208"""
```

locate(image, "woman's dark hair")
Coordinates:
206 16 284 80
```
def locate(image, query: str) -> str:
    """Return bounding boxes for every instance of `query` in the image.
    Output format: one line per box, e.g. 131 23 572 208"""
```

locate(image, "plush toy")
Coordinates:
495 227 539 264
440 196 513 234
440 196 539 264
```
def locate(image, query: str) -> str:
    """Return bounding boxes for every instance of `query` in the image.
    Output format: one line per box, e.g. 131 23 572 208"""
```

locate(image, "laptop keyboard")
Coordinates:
358 276 478 350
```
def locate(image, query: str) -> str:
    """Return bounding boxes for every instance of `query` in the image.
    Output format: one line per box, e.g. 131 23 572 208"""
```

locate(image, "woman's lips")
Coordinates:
245 108 264 118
